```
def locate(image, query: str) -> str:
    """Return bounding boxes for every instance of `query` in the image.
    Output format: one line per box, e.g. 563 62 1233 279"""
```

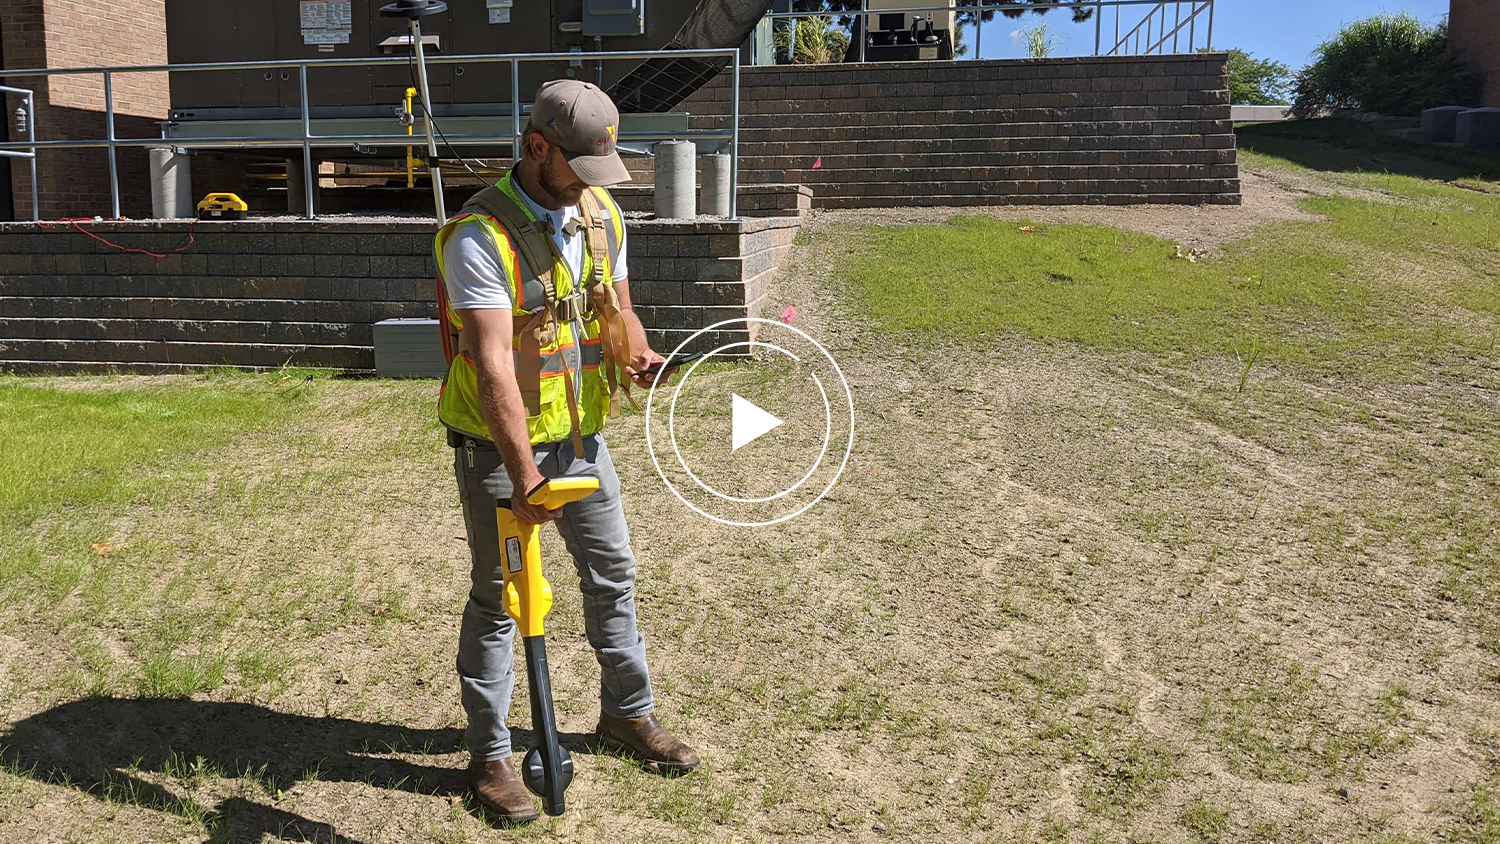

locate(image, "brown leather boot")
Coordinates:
595 712 701 775
467 757 538 824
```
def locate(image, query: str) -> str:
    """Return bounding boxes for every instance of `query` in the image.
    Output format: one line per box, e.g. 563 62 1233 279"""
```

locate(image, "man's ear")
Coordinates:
526 132 550 162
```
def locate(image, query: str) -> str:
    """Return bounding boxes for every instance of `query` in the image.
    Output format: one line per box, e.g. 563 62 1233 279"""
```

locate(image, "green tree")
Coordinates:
1224 48 1291 105
1290 13 1481 118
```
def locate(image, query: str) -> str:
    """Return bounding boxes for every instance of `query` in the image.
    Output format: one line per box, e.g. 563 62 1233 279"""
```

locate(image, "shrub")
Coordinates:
1290 14 1482 119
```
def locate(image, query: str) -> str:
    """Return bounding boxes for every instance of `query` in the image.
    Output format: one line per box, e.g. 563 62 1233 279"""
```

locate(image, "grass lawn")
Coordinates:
1 120 1498 843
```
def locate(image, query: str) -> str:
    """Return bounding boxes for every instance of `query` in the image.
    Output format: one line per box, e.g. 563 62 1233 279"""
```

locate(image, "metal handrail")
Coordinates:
763 0 1212 60
0 84 38 221
0 47 742 221
1109 0 1211 55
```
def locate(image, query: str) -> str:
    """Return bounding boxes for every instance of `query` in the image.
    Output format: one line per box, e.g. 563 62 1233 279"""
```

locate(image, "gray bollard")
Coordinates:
653 140 696 219
148 147 193 219
701 153 731 218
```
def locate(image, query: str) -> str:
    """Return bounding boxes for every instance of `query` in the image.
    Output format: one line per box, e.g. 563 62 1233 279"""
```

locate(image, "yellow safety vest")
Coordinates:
433 172 635 449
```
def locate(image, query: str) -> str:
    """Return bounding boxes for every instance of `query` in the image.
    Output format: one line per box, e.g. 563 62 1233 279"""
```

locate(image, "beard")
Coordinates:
539 154 586 206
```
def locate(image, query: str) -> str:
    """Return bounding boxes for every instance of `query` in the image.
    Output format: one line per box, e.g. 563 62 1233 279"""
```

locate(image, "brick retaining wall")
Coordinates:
677 54 1239 208
0 214 801 373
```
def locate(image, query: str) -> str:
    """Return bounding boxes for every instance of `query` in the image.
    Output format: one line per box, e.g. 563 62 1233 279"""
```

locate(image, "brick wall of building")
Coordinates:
0 214 803 372
1451 0 1500 108
1 0 169 220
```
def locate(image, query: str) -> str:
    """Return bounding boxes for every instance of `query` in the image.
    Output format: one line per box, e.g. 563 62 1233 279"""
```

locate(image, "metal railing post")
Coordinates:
298 64 316 220
511 58 521 166
729 58 739 220
27 91 38 221
1095 0 1103 54
1190 0 1197 50
104 71 120 219
1206 0 1213 50
1173 0 1181 53
858 0 867 62
1114 2 1120 54
975 7 982 61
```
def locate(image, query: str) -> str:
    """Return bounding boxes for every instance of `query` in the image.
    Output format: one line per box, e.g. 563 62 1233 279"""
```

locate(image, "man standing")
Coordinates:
433 80 699 824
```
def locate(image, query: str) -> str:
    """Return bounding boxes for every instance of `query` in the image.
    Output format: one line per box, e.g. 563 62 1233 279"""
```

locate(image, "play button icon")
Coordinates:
731 393 784 452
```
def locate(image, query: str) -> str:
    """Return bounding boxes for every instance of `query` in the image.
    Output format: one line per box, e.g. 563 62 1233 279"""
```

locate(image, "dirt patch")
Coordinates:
2 161 1497 843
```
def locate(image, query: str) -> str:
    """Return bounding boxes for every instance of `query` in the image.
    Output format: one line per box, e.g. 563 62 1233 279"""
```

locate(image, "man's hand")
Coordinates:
509 467 561 524
626 347 671 390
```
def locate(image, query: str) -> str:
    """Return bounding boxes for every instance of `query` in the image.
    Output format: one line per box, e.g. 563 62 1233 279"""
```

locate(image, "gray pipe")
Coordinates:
701 153 731 218
148 147 193 219
654 140 696 220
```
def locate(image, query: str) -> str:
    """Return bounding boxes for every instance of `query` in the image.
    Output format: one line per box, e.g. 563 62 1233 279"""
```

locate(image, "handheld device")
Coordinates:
495 475 601 816
635 351 707 381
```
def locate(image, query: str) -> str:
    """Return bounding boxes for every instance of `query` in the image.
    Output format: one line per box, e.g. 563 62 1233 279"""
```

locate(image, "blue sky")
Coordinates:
961 0 1454 69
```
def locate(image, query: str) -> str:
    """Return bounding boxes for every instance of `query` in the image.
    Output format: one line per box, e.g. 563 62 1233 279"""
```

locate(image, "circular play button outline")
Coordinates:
644 317 855 528
667 340 830 504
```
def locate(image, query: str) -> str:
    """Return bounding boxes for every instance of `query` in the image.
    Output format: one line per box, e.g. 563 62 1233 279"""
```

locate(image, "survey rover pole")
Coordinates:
381 0 448 223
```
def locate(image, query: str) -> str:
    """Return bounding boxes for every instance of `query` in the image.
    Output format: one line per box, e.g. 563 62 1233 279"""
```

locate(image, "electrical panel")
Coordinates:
582 0 645 37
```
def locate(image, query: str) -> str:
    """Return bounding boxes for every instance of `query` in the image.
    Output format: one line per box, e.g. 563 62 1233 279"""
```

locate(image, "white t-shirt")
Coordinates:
442 181 627 310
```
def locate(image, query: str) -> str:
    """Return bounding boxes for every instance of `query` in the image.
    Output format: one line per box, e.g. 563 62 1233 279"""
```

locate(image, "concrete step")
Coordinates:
813 192 1243 208
0 338 372 368
736 167 1240 189
737 159 1240 179
735 140 1238 161
684 89 1232 119
0 296 432 324
699 111 1233 134
791 177 1240 200
1 316 377 346
682 57 1223 94
0 275 435 301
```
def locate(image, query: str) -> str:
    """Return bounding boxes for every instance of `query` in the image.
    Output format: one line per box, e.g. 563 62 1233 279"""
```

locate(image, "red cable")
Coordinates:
37 213 202 259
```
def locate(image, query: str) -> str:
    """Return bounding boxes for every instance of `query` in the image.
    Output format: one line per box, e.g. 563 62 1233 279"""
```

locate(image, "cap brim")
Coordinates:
566 150 632 186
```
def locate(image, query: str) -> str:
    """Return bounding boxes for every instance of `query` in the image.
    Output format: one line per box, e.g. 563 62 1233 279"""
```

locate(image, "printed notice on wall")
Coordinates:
301 0 352 45
489 8 511 23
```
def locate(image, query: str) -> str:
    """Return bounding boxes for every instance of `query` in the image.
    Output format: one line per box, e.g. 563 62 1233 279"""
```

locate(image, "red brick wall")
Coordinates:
1 0 168 220
1451 0 1499 108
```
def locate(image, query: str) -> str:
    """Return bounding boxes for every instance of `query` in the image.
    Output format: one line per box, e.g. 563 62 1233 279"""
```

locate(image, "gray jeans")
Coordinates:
454 432 654 762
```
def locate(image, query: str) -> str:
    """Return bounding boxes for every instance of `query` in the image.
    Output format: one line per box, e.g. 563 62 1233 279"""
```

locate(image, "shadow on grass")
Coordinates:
0 698 602 843
1237 118 1500 182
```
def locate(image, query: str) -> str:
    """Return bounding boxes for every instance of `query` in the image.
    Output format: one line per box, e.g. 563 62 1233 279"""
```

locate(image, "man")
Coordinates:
433 79 700 824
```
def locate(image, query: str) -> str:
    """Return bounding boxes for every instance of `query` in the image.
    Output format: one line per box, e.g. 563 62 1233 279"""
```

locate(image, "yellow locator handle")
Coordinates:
495 477 601 637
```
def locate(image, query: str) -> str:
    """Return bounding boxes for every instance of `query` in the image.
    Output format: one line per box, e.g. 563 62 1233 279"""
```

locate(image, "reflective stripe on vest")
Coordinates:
433 173 623 445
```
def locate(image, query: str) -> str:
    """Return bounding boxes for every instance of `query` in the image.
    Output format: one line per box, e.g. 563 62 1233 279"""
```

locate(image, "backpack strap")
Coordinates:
578 189 639 417
464 185 568 433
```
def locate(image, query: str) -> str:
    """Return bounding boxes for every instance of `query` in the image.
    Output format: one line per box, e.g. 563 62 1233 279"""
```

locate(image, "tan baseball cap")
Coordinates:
528 79 631 186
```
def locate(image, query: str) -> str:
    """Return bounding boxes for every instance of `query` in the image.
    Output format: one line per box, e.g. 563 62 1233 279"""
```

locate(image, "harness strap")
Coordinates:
511 309 556 416
467 185 557 303
578 190 640 417
466 184 567 418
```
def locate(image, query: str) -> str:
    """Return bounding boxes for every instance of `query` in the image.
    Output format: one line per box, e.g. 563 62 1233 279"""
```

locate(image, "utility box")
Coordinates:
373 318 448 378
1422 106 1469 143
1456 108 1500 152
583 0 646 36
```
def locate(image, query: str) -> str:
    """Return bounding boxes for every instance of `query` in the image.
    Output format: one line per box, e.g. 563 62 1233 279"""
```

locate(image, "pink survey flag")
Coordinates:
780 305 798 324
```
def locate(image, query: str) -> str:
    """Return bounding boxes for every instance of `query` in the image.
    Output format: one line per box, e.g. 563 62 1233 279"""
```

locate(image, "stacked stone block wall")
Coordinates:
0 214 803 372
